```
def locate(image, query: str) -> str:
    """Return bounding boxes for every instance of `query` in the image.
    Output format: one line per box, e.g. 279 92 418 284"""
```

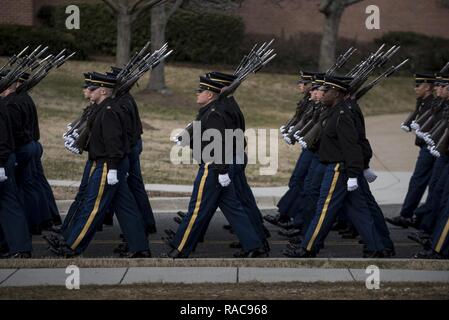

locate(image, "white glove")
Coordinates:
299 139 308 149
0 168 7 183
218 174 231 187
107 170 119 186
293 131 301 141
363 169 378 183
283 135 292 145
288 126 294 133
280 126 286 134
347 178 359 192
400 124 411 132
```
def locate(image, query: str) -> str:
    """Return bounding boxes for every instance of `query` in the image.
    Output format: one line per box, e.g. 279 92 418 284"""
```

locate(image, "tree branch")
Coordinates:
167 0 184 19
319 0 333 14
101 0 119 13
130 0 168 15
343 0 364 7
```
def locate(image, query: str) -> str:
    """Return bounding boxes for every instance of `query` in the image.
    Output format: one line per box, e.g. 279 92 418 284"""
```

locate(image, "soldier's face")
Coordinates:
320 88 339 107
83 88 91 100
415 83 431 97
434 85 443 97
196 90 215 105
315 89 324 101
297 83 310 94
443 85 449 98
89 87 103 103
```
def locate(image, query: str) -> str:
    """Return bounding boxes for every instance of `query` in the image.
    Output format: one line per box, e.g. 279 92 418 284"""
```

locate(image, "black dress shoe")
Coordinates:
120 250 152 258
10 252 32 259
229 241 242 249
234 248 268 258
49 244 77 258
282 247 316 258
363 251 384 258
164 229 176 238
103 215 114 227
173 216 182 225
382 248 396 258
177 211 186 219
30 225 42 236
114 242 129 254
289 236 304 245
385 216 412 229
223 224 233 231
278 221 295 230
408 232 431 247
414 249 447 260
161 249 187 259
263 214 282 226
278 228 302 238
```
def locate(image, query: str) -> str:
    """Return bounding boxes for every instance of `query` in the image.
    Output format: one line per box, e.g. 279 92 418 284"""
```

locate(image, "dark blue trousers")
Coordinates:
34 141 61 225
359 177 395 250
0 153 32 254
128 139 156 229
431 195 449 256
64 158 149 254
171 164 262 257
302 164 384 254
291 154 322 229
277 149 314 218
421 163 449 234
61 160 94 234
400 147 435 218
15 142 46 230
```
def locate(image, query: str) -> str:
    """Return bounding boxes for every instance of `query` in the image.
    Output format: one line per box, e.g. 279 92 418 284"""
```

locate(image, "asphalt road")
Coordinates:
31 205 425 259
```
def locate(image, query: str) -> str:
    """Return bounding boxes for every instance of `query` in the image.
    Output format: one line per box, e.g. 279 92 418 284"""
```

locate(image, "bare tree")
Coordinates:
146 0 244 94
318 0 363 71
101 0 167 67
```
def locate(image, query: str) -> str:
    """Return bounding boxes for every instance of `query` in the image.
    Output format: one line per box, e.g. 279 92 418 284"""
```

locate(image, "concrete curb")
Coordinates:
1 267 448 287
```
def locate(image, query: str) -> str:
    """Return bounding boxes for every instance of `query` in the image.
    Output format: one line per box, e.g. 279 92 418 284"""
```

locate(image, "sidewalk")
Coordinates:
1 265 448 287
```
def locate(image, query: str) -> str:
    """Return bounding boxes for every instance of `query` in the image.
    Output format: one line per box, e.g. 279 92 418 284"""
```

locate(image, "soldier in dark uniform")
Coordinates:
264 72 316 227
415 75 449 259
0 71 33 258
1 73 50 234
59 74 96 233
106 66 156 235
164 76 266 258
285 77 385 258
46 73 151 258
387 74 437 228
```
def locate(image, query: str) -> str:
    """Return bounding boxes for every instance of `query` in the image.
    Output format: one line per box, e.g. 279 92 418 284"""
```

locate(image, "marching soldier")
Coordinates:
164 76 266 258
45 72 151 258
106 66 157 235
0 72 33 259
284 77 385 258
387 74 437 228
264 72 316 227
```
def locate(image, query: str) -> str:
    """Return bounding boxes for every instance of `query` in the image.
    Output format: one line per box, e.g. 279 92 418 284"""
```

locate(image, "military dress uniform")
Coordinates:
167 76 265 258
0 95 32 257
266 72 317 226
388 74 437 227
294 78 385 257
54 73 150 257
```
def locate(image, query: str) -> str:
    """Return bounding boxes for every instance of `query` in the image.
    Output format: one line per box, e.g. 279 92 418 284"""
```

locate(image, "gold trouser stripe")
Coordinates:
71 163 108 251
435 217 449 253
89 161 96 178
177 164 210 253
307 164 340 252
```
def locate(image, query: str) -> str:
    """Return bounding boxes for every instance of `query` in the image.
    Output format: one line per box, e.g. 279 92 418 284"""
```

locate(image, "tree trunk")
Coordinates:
318 7 344 71
147 4 169 93
116 0 131 67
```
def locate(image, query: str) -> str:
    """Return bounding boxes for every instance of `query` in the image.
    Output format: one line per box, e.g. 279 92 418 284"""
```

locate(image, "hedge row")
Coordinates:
35 3 245 64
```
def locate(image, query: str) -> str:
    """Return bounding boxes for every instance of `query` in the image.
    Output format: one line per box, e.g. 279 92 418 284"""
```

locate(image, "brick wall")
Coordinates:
0 0 35 26
1 0 448 42
238 0 449 41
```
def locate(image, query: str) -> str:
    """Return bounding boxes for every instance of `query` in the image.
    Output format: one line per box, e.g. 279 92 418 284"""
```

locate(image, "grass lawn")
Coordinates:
1 282 448 300
1 58 416 187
